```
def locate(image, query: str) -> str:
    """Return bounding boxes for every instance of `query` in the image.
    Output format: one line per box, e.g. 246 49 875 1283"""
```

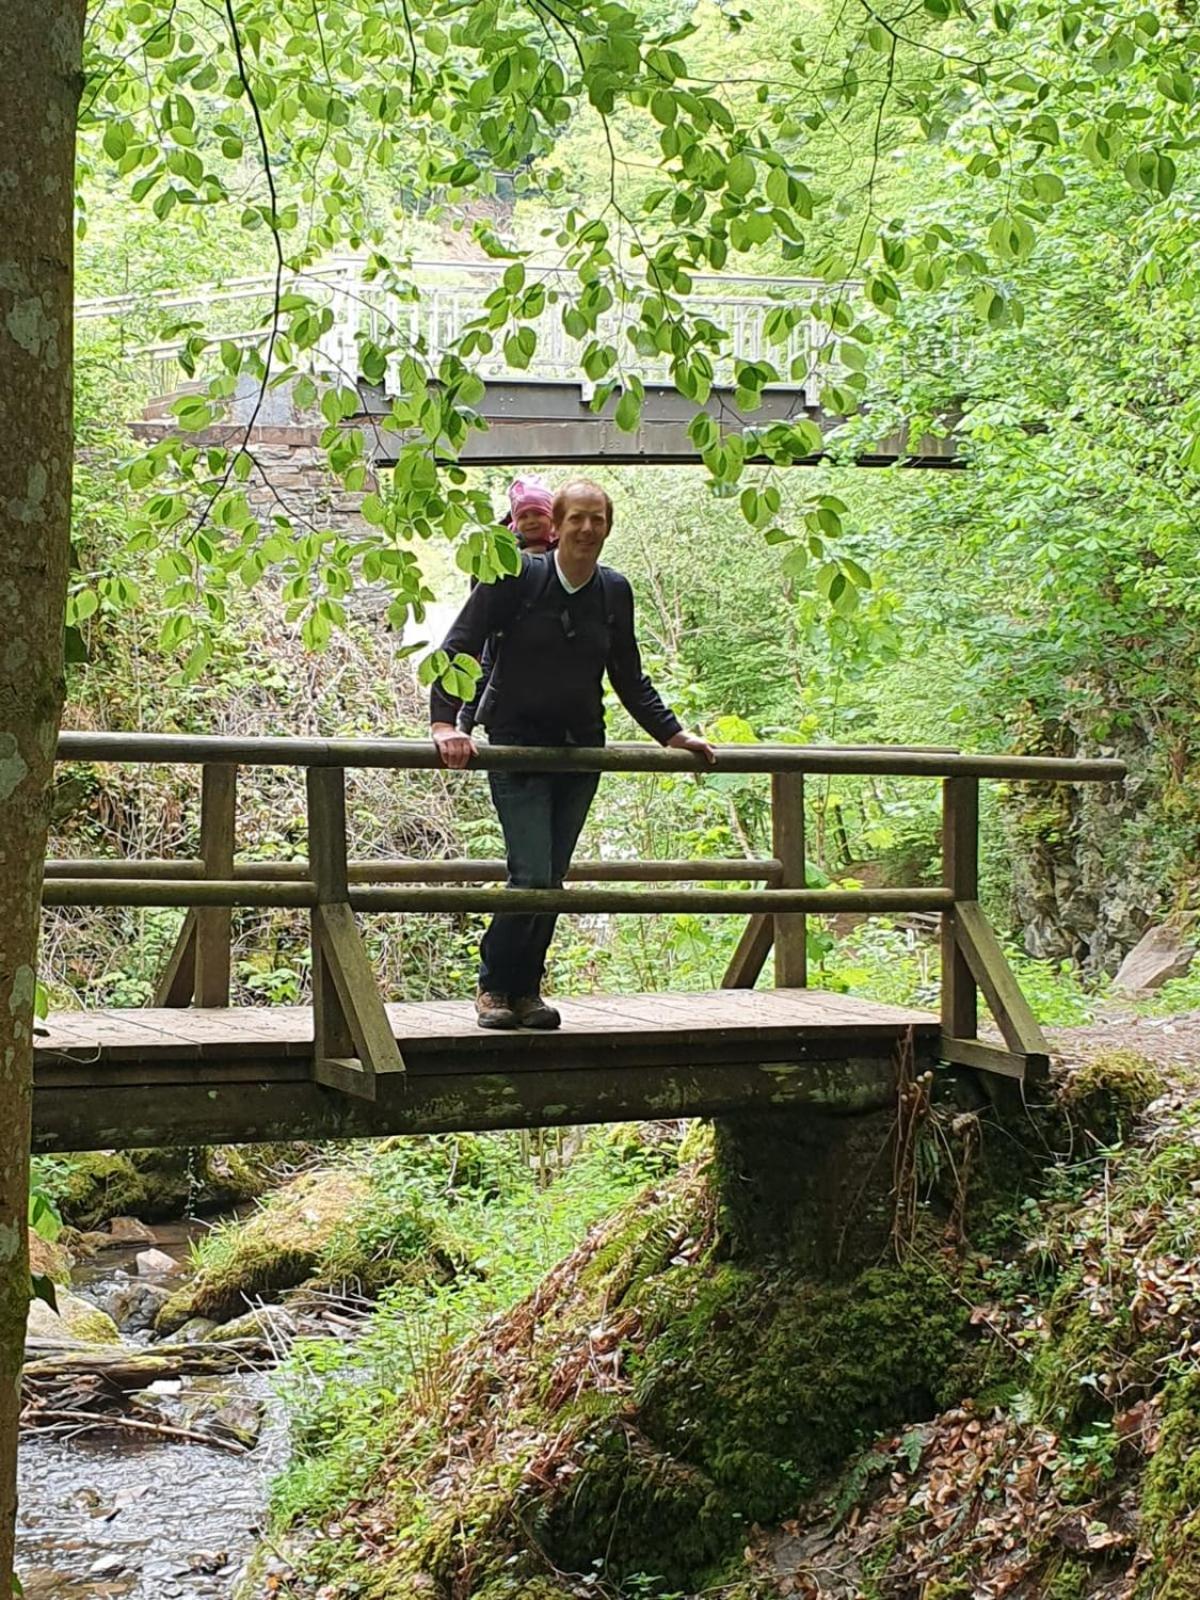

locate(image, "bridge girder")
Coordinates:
133 374 962 469
354 379 962 469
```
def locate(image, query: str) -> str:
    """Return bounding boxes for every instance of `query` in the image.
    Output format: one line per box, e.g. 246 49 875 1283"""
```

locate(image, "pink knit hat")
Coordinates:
508 475 554 524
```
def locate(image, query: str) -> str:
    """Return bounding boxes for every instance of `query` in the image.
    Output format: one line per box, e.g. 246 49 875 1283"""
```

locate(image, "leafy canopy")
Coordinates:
75 0 1200 676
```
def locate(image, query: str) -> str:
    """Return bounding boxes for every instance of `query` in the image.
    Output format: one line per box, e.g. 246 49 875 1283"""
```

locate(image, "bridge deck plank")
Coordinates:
36 988 934 1075
32 988 938 1153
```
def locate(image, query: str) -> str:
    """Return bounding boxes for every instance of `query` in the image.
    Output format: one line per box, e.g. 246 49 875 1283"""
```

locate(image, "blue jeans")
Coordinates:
478 765 600 998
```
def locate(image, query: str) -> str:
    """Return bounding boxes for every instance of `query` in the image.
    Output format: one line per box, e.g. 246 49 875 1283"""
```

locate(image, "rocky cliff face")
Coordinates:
1005 711 1187 975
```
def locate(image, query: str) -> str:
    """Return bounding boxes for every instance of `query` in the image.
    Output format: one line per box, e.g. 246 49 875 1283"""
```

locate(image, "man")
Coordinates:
431 478 716 1030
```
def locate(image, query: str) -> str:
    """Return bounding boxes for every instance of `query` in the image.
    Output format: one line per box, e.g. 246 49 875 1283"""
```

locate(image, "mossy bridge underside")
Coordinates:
32 989 936 1154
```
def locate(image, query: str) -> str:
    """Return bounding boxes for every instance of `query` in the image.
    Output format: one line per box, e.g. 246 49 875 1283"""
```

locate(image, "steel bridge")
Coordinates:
78 259 961 467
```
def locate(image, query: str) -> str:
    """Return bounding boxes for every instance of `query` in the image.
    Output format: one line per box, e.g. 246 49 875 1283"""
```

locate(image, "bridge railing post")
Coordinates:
940 775 979 1043
772 772 808 988
153 762 237 1008
721 772 805 991
196 763 237 1006
307 765 405 1100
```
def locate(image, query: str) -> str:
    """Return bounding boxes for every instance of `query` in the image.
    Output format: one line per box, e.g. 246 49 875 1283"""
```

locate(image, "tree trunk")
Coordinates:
0 5 84 1588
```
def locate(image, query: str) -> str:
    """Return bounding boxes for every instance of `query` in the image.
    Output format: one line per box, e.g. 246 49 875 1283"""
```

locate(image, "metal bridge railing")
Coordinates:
76 258 844 403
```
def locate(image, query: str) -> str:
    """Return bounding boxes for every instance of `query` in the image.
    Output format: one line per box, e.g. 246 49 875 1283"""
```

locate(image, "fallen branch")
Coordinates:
22 1406 250 1454
22 1337 267 1390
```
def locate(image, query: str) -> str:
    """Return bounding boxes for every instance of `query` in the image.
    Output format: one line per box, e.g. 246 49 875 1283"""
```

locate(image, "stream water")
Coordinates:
16 1223 289 1599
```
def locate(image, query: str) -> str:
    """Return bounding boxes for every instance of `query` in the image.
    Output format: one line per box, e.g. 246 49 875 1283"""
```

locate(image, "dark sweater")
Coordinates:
429 554 682 747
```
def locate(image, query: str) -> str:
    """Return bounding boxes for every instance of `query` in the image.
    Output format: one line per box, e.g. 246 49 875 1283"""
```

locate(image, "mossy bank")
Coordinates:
246 1049 1199 1600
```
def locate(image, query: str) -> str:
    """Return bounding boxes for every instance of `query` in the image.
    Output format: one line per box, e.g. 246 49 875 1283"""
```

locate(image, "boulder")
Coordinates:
87 1273 172 1335
155 1168 369 1333
1113 923 1196 995
136 1246 185 1277
105 1216 157 1246
174 1316 221 1343
201 1306 296 1345
26 1290 121 1346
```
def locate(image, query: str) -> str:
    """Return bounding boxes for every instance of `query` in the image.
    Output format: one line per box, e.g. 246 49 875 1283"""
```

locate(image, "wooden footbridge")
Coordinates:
33 735 1124 1154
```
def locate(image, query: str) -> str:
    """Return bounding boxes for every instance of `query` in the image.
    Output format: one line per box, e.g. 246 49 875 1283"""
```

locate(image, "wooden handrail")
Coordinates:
55 730 1126 782
44 856 785 883
43 733 1116 1091
42 881 954 914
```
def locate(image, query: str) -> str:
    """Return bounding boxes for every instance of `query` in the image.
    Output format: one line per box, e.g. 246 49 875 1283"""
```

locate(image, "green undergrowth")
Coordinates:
1029 1088 1200 1438
268 1145 986 1598
748 1052 1200 1600
246 1049 1199 1600
157 1134 533 1332
266 1126 692 1536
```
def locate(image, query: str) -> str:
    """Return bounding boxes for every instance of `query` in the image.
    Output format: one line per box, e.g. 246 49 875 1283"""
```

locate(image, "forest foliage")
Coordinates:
58 0 1200 968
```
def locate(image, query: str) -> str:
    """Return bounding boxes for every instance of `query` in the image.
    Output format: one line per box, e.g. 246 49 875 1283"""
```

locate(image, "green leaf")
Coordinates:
781 544 809 579
841 557 872 588
504 327 536 370
66 589 99 625
615 388 642 432
30 1273 58 1314
726 151 755 196
651 90 676 126
1157 68 1193 104
63 624 89 665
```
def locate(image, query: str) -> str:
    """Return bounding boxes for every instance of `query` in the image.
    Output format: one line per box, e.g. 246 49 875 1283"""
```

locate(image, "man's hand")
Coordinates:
668 730 717 765
432 722 477 770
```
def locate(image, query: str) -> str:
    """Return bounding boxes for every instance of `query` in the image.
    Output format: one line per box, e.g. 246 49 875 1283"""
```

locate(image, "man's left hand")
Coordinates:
668 731 717 765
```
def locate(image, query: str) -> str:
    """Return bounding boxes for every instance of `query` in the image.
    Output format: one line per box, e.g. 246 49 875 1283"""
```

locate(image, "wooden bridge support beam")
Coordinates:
940 776 978 1044
772 772 807 988
938 777 1049 1082
307 766 406 1099
720 774 806 991
153 763 238 1007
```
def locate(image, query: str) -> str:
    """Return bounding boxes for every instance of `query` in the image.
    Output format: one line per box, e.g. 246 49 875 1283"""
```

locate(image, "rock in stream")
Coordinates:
17 1218 290 1599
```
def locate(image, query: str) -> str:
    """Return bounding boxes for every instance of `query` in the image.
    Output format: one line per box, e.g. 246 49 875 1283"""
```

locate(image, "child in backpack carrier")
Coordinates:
506 475 555 554
459 475 557 733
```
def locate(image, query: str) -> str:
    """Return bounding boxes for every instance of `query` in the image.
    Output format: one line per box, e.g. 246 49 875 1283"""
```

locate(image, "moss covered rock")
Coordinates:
26 1290 120 1346
1059 1050 1165 1146
156 1169 370 1332
55 1143 294 1230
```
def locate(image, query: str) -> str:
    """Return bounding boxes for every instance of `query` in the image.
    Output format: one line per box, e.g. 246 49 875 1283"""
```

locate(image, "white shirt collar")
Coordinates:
554 550 591 595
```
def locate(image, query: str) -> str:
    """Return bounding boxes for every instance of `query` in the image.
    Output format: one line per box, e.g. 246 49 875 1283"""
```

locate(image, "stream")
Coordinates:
16 1223 290 1599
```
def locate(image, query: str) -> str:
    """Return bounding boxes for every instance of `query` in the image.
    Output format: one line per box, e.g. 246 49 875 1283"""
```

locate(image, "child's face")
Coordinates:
515 508 552 547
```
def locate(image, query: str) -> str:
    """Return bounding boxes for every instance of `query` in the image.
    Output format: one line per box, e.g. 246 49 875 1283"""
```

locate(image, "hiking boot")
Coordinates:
512 993 561 1031
475 990 518 1030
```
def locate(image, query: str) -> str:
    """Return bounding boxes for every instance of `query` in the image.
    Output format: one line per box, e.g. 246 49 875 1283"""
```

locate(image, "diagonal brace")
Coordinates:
312 903 406 1099
952 899 1049 1066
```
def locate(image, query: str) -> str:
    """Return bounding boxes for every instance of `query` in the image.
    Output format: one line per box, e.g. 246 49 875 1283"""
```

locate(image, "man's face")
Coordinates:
514 507 553 550
555 487 610 562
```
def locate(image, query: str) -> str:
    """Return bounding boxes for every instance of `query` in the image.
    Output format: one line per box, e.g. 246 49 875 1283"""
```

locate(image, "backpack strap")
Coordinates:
516 552 559 625
595 564 618 628
475 554 557 727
